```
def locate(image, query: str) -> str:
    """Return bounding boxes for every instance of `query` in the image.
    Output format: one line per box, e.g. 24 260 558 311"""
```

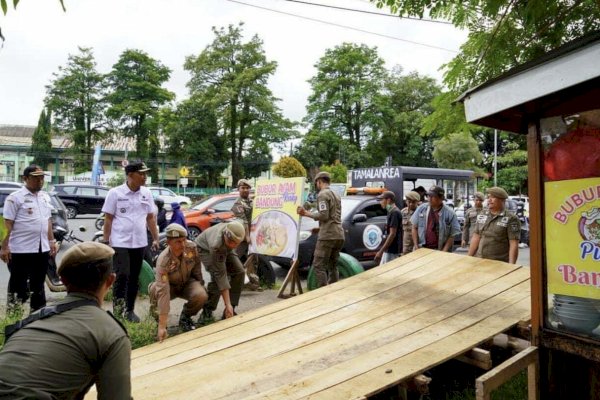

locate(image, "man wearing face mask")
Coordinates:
401 191 421 255
297 172 344 288
374 191 402 264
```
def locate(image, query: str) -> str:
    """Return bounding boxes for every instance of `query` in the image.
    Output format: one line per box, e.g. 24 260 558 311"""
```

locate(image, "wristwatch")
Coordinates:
100 240 110 245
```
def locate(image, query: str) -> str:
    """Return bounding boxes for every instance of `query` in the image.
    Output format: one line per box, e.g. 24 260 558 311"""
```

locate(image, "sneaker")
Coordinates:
197 309 215 326
244 282 264 292
179 314 196 332
124 311 141 323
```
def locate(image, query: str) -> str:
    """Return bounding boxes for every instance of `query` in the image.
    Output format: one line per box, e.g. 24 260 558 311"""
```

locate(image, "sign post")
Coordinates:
249 177 305 298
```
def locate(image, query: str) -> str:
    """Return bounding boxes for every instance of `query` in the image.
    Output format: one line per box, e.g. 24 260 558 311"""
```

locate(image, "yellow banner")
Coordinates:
545 177 600 298
250 177 305 259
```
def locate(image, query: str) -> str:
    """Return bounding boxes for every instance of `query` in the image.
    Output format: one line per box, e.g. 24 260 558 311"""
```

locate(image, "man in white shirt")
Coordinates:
0 165 57 312
102 162 159 322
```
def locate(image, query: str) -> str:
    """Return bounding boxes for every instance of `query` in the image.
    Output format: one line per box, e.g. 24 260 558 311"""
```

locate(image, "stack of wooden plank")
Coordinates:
87 249 531 399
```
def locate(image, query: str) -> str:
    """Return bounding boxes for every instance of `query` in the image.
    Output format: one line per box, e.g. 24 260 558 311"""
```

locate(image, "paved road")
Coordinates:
0 214 531 314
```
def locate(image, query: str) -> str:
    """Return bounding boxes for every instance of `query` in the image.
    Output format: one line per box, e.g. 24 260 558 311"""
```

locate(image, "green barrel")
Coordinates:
138 260 154 295
307 252 364 291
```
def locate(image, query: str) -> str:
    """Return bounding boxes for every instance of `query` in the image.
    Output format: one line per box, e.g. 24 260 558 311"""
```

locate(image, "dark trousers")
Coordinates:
112 247 145 312
200 252 245 312
7 252 49 311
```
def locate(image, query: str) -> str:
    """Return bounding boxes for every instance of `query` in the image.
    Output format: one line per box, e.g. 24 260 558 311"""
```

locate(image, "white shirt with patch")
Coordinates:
102 184 156 248
3 187 53 253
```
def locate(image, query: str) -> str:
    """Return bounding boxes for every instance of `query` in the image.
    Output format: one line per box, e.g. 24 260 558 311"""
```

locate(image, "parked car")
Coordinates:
51 184 110 218
183 194 239 240
0 181 23 188
148 187 191 209
268 195 388 273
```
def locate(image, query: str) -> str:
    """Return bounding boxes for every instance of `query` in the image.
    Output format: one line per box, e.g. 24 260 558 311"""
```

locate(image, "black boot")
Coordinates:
197 308 215 326
124 310 141 323
179 313 196 332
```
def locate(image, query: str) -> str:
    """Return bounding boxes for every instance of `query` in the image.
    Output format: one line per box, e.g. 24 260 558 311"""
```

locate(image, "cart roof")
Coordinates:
459 31 600 134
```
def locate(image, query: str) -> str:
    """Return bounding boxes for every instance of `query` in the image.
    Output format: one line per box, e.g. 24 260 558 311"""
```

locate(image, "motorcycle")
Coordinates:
95 213 105 231
92 229 168 268
46 226 87 292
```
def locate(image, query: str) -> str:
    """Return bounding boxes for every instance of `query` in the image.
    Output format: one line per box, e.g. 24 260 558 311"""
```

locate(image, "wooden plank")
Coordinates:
455 348 493 370
278 258 301 298
131 248 436 359
305 297 531 400
475 346 539 400
132 251 493 368
527 123 543 346
131 254 499 376
147 273 530 399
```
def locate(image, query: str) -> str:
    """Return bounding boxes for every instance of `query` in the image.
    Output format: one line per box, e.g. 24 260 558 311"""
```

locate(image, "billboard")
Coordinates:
249 177 305 259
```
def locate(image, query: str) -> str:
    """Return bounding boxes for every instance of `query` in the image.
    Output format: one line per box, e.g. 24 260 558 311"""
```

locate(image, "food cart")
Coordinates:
461 31 600 399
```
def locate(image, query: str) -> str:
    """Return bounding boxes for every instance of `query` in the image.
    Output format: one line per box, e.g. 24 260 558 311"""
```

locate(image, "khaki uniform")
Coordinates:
195 223 245 312
474 209 521 262
462 206 484 244
149 240 207 318
0 293 131 399
401 207 415 255
311 187 344 288
231 196 259 285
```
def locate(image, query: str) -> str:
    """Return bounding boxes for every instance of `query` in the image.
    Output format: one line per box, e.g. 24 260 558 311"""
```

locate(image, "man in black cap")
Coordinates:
0 164 57 312
410 186 461 252
375 191 402 264
297 171 344 288
0 242 131 399
102 161 159 322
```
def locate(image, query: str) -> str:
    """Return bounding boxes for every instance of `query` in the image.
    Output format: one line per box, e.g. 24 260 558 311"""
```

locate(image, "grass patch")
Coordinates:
119 316 158 350
0 307 25 348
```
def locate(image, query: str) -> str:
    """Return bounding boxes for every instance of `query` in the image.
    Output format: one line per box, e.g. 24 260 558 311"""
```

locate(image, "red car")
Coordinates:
183 194 239 240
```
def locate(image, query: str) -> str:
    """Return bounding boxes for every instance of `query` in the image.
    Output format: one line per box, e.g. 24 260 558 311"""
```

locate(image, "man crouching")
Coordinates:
150 223 208 342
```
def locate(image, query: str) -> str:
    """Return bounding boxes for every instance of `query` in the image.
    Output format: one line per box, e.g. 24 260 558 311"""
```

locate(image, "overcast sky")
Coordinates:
0 0 467 127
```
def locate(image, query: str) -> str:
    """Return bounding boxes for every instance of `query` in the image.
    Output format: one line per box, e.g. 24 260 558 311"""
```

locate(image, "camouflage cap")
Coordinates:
58 242 114 275
405 191 421 202
237 179 252 188
165 223 188 238
314 171 331 183
224 221 245 243
487 186 509 200
474 192 485 201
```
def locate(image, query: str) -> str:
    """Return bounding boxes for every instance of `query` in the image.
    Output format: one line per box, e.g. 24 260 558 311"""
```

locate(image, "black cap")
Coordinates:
376 191 396 201
125 162 150 174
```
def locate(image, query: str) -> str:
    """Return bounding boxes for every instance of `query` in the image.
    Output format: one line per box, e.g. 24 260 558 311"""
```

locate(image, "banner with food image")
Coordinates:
545 177 600 299
250 177 305 259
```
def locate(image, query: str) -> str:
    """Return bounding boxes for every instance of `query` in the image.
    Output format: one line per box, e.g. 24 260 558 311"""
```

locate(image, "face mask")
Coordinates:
386 204 393 212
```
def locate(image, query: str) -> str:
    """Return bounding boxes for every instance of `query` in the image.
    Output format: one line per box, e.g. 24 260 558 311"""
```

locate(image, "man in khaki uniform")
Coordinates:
196 221 245 324
401 191 421 255
468 187 521 263
297 172 344 288
231 178 261 290
149 223 208 341
461 192 485 248
0 242 131 399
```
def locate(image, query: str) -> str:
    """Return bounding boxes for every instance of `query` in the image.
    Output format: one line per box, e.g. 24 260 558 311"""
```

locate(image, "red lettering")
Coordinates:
578 271 590 285
553 212 567 224
571 194 584 207
558 264 577 284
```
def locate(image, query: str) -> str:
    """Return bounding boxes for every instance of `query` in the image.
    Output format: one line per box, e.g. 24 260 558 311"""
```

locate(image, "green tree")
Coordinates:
319 161 348 183
184 23 294 184
306 43 386 151
433 132 482 170
496 142 528 194
367 67 441 167
45 47 106 173
107 49 174 183
161 100 226 186
273 156 307 178
28 108 54 169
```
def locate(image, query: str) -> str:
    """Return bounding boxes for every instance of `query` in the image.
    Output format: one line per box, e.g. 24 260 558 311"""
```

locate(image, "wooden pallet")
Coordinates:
86 249 531 399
